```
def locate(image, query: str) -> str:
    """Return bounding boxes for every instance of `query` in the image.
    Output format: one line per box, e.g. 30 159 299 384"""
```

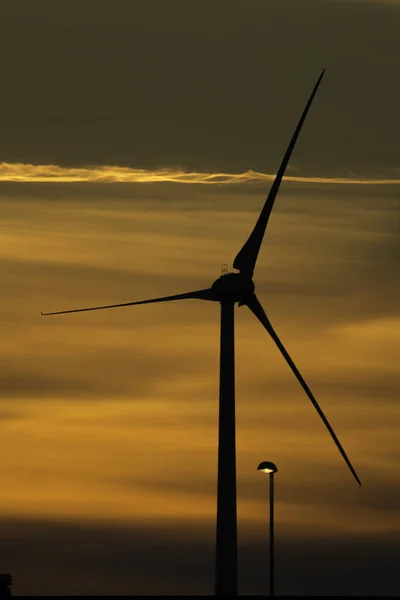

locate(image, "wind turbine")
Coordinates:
42 69 361 596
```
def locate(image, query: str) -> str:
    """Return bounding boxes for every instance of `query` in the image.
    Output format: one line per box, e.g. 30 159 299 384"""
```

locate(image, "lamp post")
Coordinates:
257 461 278 597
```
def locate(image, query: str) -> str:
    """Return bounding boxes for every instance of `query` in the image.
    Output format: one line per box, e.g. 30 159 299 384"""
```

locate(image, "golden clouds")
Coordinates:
0 398 219 524
0 162 399 185
0 182 399 546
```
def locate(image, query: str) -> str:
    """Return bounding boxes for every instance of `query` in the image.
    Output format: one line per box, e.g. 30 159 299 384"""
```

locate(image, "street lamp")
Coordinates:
257 461 278 596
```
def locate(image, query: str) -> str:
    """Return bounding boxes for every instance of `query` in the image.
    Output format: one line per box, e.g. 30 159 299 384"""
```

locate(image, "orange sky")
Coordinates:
1 177 399 594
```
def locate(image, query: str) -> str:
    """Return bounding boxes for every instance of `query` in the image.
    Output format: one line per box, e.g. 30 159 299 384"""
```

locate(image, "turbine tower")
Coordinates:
42 70 361 596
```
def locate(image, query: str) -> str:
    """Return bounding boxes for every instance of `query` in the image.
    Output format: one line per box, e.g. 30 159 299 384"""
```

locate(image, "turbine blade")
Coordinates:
41 288 217 316
246 293 361 486
233 70 326 277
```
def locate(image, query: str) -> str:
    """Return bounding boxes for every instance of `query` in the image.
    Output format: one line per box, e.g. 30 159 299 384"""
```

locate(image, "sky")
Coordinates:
0 0 399 596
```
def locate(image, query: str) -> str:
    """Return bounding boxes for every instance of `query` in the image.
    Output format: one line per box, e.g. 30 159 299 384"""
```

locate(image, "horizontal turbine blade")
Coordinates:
246 293 361 486
233 69 326 278
41 288 217 316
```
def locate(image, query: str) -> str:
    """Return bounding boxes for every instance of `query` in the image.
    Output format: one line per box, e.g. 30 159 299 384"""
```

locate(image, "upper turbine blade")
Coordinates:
246 293 361 486
233 70 326 278
41 288 217 316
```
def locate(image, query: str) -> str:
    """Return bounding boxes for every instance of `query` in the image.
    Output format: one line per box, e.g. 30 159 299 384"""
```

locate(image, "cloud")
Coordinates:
1 1 400 176
1 162 399 184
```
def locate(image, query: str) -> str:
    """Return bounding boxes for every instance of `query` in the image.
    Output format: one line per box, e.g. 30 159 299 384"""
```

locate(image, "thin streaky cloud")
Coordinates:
0 163 399 185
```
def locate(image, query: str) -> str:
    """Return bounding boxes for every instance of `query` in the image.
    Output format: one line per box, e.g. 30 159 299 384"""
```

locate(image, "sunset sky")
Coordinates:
1 0 399 596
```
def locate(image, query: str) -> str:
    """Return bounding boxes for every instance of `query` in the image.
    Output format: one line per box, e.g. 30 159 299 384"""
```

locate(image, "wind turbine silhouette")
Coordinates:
42 69 361 596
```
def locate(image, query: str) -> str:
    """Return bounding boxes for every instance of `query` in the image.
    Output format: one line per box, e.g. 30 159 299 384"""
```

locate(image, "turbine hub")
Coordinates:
211 272 255 303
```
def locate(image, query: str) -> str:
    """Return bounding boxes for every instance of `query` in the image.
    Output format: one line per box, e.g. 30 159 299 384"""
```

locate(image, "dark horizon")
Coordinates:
1 517 399 596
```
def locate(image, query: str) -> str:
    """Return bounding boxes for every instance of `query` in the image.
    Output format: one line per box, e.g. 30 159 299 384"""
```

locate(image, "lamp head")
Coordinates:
257 461 278 474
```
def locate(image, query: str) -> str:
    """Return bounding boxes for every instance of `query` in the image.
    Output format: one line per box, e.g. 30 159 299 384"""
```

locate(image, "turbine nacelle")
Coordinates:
211 272 255 303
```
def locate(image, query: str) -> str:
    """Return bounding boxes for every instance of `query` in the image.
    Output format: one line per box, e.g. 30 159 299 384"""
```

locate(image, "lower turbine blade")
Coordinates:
41 288 217 316
246 294 361 486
